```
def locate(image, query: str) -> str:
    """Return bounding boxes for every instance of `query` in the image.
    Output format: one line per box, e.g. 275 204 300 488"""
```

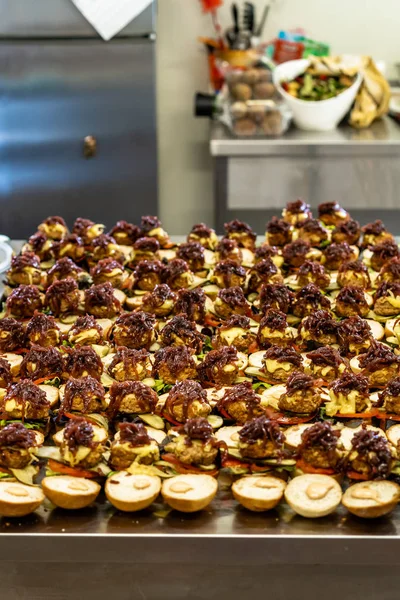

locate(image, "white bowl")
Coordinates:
273 59 363 131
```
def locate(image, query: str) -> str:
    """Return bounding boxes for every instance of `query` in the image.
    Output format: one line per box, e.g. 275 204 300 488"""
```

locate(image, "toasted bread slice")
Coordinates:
162 474 217 513
105 472 161 512
342 480 400 518
284 474 342 518
339 425 386 452
232 476 286 512
0 482 44 517
214 425 241 448
42 476 101 509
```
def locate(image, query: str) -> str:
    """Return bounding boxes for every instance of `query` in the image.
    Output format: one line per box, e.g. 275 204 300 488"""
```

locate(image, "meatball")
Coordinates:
61 376 106 414
259 284 294 314
21 345 64 381
257 309 295 348
91 258 127 288
133 260 164 291
59 418 105 469
38 216 68 240
306 346 346 382
108 381 158 418
0 318 25 352
176 242 205 272
141 284 177 317
358 342 399 387
109 220 141 246
1 380 50 420
187 223 218 250
335 286 369 318
215 238 243 263
131 237 160 264
0 358 12 388
322 242 355 271
265 217 292 247
297 219 328 247
152 346 197 384
278 372 322 414
84 282 121 318
337 260 370 289
362 220 394 249
164 380 211 423
214 287 250 320
198 346 241 386
370 241 400 272
164 418 218 466
377 257 400 284
262 345 303 382
25 312 61 348
326 372 370 416
6 285 43 318
64 346 103 380
110 422 159 470
72 217 104 242
331 219 361 245
346 427 392 479
163 258 194 290
45 278 81 316
318 202 349 226
7 252 42 287
292 283 331 318
160 315 204 353
211 260 246 289
26 231 53 261
108 347 152 382
46 257 83 286
238 416 284 459
296 261 330 289
67 314 103 346
224 219 256 250
109 312 156 350
140 215 170 247
374 282 400 316
174 288 206 323
52 234 85 262
90 234 124 264
247 259 283 292
213 314 256 352
0 423 40 469
299 310 338 348
378 377 400 415
282 199 312 225
299 422 341 469
283 240 312 268
337 316 373 356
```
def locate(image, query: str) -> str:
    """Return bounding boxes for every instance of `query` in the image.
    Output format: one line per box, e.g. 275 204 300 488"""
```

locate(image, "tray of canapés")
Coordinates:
0 207 400 519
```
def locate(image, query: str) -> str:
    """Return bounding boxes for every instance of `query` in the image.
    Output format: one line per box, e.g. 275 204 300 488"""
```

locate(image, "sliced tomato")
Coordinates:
162 454 219 476
346 470 370 481
204 314 222 327
265 409 316 425
162 412 182 426
11 348 29 355
333 409 379 419
247 341 259 354
33 374 59 385
296 458 336 476
0 466 11 475
376 413 400 422
250 463 273 473
47 459 99 479
221 456 249 471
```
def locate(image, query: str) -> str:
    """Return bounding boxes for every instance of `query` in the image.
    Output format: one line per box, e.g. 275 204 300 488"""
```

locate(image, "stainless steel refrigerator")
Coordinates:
0 0 157 237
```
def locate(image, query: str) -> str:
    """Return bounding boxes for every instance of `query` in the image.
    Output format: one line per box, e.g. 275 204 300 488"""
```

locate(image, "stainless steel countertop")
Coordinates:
2 240 400 565
210 117 400 156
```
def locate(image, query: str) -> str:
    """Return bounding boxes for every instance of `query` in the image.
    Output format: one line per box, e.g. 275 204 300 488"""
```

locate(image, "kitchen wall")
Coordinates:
157 0 399 233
